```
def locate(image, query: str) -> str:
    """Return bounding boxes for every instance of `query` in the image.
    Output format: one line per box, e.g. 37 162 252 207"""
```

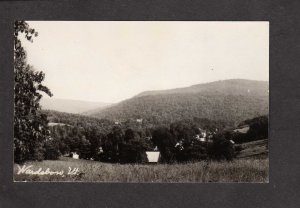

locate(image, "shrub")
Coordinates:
44 139 60 160
119 141 148 164
209 133 235 161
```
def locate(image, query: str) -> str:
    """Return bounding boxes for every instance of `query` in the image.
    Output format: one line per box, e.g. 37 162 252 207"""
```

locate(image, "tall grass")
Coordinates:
14 157 269 183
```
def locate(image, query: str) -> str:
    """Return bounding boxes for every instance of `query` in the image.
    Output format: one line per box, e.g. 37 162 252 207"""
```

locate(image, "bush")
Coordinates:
44 139 60 160
233 115 268 143
152 127 177 163
119 141 148 164
209 133 235 161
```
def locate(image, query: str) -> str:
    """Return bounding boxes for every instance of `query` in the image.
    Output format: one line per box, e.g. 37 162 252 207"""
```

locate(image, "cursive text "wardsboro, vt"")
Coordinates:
17 165 80 177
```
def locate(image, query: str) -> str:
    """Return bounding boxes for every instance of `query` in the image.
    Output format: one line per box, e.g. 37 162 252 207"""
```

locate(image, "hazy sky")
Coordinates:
22 21 269 103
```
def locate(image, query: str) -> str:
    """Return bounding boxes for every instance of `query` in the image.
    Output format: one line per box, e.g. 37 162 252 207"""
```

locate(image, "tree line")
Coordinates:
42 119 238 163
42 114 268 164
16 110 268 164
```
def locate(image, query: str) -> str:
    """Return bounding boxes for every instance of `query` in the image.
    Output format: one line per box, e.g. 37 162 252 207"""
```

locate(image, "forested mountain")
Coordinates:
136 79 268 97
43 110 114 133
40 98 111 114
90 79 269 126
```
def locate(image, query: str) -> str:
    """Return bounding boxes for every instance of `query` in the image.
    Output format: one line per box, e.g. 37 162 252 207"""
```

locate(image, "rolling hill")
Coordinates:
89 79 269 126
136 79 268 97
40 98 111 114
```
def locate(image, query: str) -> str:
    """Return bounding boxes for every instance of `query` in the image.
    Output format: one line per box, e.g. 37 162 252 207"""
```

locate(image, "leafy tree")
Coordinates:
208 132 235 161
84 126 105 159
175 139 208 162
233 115 268 143
124 128 140 143
170 121 208 162
170 121 199 143
152 127 176 163
14 21 53 163
78 136 91 159
119 140 148 164
44 138 60 160
101 126 124 162
119 129 148 163
245 115 268 139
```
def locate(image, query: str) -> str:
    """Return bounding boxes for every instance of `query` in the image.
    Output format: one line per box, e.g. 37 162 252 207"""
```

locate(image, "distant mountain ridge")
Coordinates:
136 79 268 97
89 79 269 125
40 98 111 114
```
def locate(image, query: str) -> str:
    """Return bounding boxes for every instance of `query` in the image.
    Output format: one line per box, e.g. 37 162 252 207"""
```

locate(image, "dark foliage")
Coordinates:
152 127 177 163
43 110 114 134
233 115 268 143
175 139 208 162
44 107 268 163
14 21 53 163
208 132 235 161
119 140 148 164
44 139 60 160
91 80 268 126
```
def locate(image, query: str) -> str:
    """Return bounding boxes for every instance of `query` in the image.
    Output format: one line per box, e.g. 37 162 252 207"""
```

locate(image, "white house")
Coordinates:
99 147 104 153
195 134 206 142
233 125 250 134
199 137 206 142
136 118 143 123
146 151 160 163
71 152 79 159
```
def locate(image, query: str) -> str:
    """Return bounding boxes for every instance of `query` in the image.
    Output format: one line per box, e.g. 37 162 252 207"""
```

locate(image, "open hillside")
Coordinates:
235 139 268 159
89 79 269 126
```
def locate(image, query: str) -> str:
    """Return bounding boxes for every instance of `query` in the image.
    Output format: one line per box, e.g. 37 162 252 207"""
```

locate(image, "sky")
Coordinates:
22 21 269 103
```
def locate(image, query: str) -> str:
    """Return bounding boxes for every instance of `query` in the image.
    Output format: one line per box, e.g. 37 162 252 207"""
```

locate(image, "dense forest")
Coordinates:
90 92 268 126
89 80 268 126
135 79 268 97
44 110 229 132
42 109 268 164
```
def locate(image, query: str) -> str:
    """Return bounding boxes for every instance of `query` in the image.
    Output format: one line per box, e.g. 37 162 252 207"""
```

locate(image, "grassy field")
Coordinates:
14 157 269 183
235 139 268 159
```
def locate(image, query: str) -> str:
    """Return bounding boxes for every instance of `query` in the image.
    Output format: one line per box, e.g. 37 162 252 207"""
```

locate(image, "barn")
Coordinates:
146 151 160 163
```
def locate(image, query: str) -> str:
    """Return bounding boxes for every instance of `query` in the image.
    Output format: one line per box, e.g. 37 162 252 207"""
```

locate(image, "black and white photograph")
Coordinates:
14 21 269 183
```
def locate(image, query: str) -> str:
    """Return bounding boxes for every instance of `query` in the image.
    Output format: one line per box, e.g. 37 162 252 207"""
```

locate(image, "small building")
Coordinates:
71 152 79 159
199 137 206 142
99 147 104 153
233 125 250 134
146 151 160 163
195 134 206 142
136 118 143 123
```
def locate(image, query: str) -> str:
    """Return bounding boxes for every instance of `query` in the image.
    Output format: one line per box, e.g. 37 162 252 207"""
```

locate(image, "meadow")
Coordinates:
14 157 269 183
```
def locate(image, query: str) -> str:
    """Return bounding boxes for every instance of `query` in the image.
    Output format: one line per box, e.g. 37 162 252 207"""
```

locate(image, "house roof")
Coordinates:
234 125 250 134
146 151 160 162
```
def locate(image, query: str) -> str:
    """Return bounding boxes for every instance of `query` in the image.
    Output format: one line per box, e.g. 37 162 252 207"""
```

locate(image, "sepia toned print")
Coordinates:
14 21 269 182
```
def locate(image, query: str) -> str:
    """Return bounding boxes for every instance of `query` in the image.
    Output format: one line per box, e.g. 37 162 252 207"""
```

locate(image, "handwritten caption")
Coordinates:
17 165 80 177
